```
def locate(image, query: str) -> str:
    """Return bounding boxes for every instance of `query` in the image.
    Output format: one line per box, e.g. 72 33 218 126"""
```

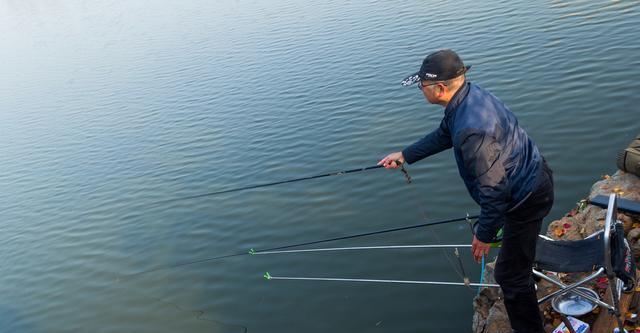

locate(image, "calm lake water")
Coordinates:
1 0 639 332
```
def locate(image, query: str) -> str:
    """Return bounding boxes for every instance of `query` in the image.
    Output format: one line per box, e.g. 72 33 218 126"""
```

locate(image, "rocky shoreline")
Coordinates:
472 170 640 333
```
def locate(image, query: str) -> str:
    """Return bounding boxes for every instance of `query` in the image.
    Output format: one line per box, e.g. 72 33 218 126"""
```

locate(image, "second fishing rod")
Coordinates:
122 214 479 280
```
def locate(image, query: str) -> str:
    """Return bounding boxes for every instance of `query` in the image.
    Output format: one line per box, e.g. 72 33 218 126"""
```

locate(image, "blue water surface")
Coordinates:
1 1 639 332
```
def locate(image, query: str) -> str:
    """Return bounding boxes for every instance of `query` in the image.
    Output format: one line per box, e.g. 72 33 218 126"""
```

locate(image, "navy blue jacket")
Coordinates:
402 81 543 243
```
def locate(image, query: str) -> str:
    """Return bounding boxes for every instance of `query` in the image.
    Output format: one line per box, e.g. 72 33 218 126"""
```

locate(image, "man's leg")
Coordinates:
495 165 554 333
495 216 545 333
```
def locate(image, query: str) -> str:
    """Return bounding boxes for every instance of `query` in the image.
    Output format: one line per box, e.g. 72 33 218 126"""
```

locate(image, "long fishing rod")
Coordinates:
250 244 472 255
255 242 490 290
122 214 478 280
153 163 410 205
255 244 482 288
263 273 500 288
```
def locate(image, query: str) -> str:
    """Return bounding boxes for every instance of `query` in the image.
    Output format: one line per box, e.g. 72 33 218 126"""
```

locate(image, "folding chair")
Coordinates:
533 193 637 332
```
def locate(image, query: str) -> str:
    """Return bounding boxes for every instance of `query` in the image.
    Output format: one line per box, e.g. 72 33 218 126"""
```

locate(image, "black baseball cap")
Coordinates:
401 49 471 86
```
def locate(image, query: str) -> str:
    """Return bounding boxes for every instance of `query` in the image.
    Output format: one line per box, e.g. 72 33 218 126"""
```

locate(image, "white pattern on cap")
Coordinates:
401 74 421 86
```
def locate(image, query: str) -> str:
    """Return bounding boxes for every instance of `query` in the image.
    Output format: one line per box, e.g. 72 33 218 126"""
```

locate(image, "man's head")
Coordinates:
401 49 470 106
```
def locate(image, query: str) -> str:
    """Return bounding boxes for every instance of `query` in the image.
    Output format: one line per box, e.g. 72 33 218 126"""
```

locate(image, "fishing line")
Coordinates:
120 214 478 281
453 247 472 290
150 164 394 206
400 167 470 283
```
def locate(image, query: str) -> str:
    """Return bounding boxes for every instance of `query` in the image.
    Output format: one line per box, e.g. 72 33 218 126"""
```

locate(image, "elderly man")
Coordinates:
379 49 554 333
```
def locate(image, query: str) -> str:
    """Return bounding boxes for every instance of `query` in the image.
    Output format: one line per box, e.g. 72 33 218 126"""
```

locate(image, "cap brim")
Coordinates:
401 73 421 86
401 65 472 87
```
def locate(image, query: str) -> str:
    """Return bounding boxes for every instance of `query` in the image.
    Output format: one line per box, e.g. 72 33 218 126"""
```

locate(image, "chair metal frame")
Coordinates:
533 193 626 331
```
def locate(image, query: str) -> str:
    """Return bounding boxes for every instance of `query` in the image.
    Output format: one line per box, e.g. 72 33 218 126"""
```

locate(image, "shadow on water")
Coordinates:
143 294 249 333
115 274 249 333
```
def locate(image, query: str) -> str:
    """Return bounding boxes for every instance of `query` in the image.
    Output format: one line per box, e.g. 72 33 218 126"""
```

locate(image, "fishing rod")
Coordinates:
122 214 478 280
255 242 493 289
153 162 410 205
251 216 499 292
250 244 473 255
262 272 500 288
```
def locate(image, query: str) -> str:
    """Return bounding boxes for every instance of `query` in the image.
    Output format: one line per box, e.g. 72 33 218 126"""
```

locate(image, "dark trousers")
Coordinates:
494 163 554 333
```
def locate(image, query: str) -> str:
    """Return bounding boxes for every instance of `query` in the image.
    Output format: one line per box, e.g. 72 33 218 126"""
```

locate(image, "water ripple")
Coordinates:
1 0 640 332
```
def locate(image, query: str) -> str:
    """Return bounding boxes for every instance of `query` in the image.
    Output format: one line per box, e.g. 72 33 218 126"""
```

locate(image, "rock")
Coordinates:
628 228 640 256
588 174 640 236
472 262 511 333
620 213 636 233
589 171 640 203
473 284 501 318
547 216 584 240
482 301 512 333
580 205 606 236
473 291 511 333
482 262 498 285
473 263 499 319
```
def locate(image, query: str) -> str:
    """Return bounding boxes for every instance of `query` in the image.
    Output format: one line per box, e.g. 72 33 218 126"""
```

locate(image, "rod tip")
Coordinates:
263 272 272 280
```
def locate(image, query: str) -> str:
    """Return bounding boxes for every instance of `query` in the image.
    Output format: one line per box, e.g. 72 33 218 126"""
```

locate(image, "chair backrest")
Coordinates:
533 193 618 274
534 232 604 272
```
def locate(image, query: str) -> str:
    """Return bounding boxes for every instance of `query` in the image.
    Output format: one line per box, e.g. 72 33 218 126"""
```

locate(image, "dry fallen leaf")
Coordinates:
554 228 565 237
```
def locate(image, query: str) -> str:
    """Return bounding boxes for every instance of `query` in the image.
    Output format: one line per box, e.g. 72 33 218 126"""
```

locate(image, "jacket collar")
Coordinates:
444 80 470 116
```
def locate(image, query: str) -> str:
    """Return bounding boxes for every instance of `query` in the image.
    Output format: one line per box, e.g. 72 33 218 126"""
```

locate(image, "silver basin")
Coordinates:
551 287 599 316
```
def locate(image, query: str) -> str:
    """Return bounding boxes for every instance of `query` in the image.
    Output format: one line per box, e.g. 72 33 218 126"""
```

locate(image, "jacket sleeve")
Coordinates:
458 131 509 243
402 119 452 164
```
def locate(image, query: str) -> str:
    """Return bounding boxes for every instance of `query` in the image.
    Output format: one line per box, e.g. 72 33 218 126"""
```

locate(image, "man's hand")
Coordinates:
378 152 405 169
471 235 491 263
